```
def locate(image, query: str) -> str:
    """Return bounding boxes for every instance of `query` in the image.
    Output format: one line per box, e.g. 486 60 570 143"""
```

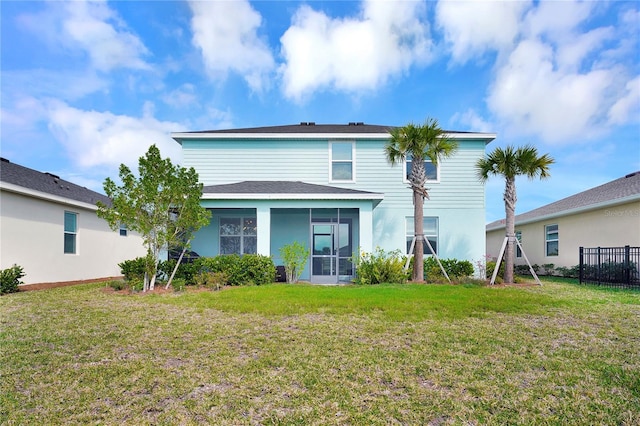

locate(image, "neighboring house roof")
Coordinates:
172 122 496 142
0 158 110 208
202 181 384 202
487 171 640 230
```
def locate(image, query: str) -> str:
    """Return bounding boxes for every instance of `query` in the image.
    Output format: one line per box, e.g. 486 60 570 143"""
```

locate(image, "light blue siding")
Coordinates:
182 135 489 275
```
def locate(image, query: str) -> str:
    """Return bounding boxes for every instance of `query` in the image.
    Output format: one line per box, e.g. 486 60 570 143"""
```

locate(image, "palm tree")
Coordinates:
476 145 554 283
385 118 458 282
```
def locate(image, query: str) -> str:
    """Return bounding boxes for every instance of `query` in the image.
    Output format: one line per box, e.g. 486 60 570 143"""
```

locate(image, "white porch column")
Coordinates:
359 203 373 253
256 206 271 256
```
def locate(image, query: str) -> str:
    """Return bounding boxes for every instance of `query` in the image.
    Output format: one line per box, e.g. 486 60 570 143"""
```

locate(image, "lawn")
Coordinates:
1 281 639 425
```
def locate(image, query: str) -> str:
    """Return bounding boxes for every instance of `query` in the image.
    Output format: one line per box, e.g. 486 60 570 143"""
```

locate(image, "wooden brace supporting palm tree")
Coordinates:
476 144 554 284
386 118 458 282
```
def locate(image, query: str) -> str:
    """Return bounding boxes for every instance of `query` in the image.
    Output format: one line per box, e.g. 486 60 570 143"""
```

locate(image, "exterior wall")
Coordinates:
0 190 146 285
182 138 488 270
486 200 640 268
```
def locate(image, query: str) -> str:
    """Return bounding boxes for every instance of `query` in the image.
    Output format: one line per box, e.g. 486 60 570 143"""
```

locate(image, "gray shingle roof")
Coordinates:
180 122 481 135
0 158 110 206
203 181 382 196
487 171 640 229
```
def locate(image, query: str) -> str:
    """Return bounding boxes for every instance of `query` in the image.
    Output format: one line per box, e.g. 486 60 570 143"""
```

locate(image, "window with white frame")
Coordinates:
404 155 438 182
330 142 354 181
406 217 438 255
119 223 128 237
545 224 558 256
220 217 257 255
64 211 77 254
515 230 522 258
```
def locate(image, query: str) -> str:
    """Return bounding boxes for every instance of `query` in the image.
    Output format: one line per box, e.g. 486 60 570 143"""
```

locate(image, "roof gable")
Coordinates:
0 158 110 206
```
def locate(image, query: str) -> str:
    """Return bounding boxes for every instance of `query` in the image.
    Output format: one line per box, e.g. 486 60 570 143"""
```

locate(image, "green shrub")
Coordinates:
130 280 144 292
118 257 147 281
197 254 275 286
279 241 310 283
1 264 25 295
239 254 276 285
486 259 505 283
108 280 127 291
556 265 579 278
354 248 409 285
194 271 227 290
158 259 199 285
171 278 186 292
424 257 474 282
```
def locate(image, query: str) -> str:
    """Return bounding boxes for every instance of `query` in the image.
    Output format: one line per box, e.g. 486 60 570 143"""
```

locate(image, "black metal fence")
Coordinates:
579 246 640 288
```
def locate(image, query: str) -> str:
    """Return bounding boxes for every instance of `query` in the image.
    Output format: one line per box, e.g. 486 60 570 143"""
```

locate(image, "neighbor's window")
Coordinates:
545 224 558 256
515 230 522 258
406 217 438 255
404 155 438 182
330 142 354 181
220 217 257 255
64 211 77 254
119 223 128 237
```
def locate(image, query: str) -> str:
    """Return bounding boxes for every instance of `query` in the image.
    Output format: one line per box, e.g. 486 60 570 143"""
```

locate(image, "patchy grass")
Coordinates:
1 281 639 425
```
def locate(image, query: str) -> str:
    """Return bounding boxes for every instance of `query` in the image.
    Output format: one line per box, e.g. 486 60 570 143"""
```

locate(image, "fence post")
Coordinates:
597 247 601 285
579 247 584 285
624 245 631 285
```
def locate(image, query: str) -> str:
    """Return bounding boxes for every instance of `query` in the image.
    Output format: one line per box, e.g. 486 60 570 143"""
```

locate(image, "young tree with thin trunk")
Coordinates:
385 118 458 282
476 144 554 284
97 145 210 291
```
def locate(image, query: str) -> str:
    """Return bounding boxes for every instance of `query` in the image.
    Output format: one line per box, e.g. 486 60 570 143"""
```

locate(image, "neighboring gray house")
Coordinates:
0 158 146 286
486 171 640 269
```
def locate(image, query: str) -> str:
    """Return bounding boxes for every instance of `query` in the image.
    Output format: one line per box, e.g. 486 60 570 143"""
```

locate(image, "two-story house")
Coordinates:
172 123 495 283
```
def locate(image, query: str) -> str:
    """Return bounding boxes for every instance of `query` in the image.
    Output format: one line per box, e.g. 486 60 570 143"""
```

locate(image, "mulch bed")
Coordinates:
18 276 123 292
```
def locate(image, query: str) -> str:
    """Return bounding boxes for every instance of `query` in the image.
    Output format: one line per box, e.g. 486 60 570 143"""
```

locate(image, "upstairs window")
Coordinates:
64 211 77 254
545 224 558 256
404 155 438 182
119 223 128 237
330 142 354 182
220 217 257 255
406 217 438 255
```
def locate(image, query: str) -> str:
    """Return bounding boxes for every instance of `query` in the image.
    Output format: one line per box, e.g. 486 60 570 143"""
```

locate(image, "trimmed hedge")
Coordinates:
119 254 276 287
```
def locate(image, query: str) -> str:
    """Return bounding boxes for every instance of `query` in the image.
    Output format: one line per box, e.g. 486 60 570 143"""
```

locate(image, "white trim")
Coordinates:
172 131 497 142
0 181 101 211
329 141 356 183
201 193 383 200
545 224 559 257
64 210 79 255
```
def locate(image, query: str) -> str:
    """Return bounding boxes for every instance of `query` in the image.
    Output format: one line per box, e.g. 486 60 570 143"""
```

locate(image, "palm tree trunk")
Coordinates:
503 177 517 284
413 189 425 282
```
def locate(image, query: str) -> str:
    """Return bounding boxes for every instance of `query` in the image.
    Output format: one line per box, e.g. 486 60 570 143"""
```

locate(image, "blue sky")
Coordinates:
1 0 639 223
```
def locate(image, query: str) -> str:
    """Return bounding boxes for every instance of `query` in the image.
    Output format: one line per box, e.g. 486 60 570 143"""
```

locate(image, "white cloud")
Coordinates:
17 0 149 72
62 1 150 71
162 84 198 108
45 101 184 171
188 0 275 92
608 76 640 125
436 0 639 144
488 39 614 142
436 0 530 63
280 0 433 102
450 109 493 133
